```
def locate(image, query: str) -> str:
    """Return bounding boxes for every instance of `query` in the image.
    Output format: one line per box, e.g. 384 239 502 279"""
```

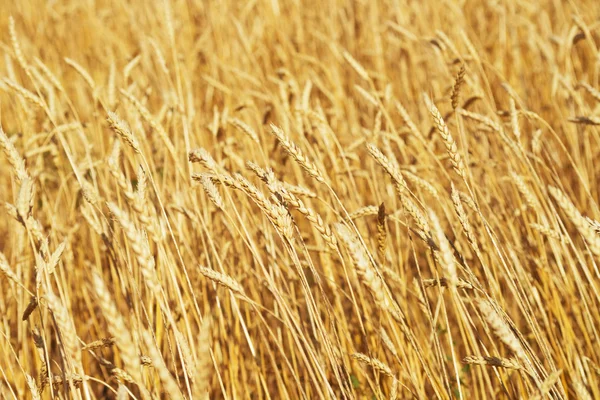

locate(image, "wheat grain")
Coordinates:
120 89 178 160
16 176 34 221
422 278 473 290
141 330 185 400
45 291 81 368
348 205 380 220
395 101 428 144
366 143 407 195
548 186 600 257
64 57 96 91
8 16 28 71
123 55 141 80
380 327 398 358
135 165 147 211
22 296 38 321
107 202 160 292
92 273 143 382
529 369 562 400
32 58 63 96
451 65 466 109
48 373 84 391
451 183 479 251
377 203 387 261
0 126 28 182
401 170 439 200
197 173 225 210
234 173 295 239
1 3 599 399
573 380 593 400
510 172 540 210
188 148 219 172
390 378 399 400
462 355 522 370
530 223 563 241
82 337 115 351
268 180 337 249
400 195 430 241
354 85 379 107
198 265 245 295
107 112 142 153
229 117 260 143
352 353 394 377
0 252 19 284
478 300 526 361
587 217 600 235
578 81 600 102
429 209 457 287
3 78 46 110
25 373 41 400
270 124 325 183
426 96 466 178
336 224 398 317
509 98 521 139
194 315 213 399
458 108 502 133
567 116 600 126
281 181 317 198
342 51 370 81
373 110 382 135
46 241 66 275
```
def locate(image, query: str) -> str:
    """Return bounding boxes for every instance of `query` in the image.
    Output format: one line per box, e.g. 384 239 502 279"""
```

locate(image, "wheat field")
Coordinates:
1 0 600 399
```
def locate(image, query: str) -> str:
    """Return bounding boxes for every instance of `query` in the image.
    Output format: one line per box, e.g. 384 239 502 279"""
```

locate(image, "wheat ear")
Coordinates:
425 96 466 179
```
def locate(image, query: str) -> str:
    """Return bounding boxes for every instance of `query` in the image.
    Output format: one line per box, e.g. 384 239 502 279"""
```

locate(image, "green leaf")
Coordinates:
350 375 360 389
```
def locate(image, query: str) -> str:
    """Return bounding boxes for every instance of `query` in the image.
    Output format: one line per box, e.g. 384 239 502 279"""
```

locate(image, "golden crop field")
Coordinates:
1 0 600 398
